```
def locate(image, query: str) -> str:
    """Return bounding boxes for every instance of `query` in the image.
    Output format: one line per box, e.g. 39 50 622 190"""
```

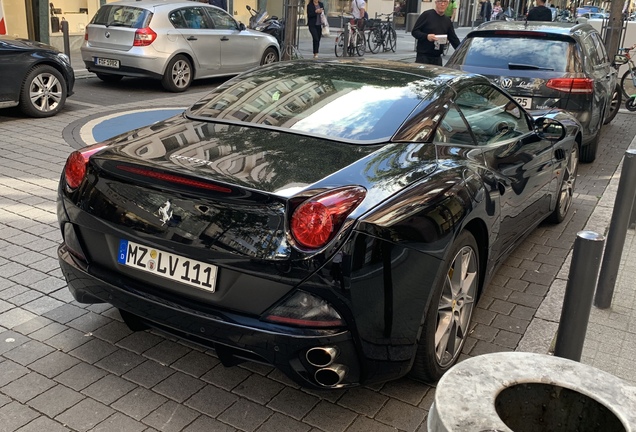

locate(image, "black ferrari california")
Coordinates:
57 60 580 388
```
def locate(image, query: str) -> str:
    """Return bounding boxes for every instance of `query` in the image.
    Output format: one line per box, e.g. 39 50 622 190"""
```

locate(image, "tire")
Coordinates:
580 126 600 163
627 96 636 111
260 47 279 65
410 230 479 383
335 32 345 57
161 55 193 93
620 68 636 99
368 28 381 54
96 73 123 83
603 83 622 125
387 27 397 52
356 31 366 56
549 144 578 223
19 64 67 118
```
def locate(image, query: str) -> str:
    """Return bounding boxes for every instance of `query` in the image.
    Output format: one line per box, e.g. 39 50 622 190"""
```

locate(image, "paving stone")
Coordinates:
0 330 30 355
171 350 219 378
0 393 10 408
200 364 251 391
267 387 319 420
124 359 176 389
0 359 29 386
3 339 55 366
12 316 54 335
28 322 68 342
55 398 114 432
91 320 133 344
345 415 400 432
68 337 117 364
507 291 544 308
94 348 146 376
185 385 238 418
232 373 284 405
92 412 147 432
28 350 81 378
1 372 56 403
0 308 38 329
152 370 205 402
42 304 87 324
470 307 496 326
303 401 357 432
9 291 44 307
111 387 168 421
66 311 112 333
510 304 536 321
0 401 39 431
337 387 388 417
489 299 515 315
418 387 436 410
491 314 530 334
218 397 272 432
27 384 85 417
182 415 236 432
375 399 426 432
494 329 523 349
44 328 91 352
81 375 137 405
142 400 200 432
54 362 108 391
469 323 499 342
14 415 70 432
143 339 191 365
115 331 164 355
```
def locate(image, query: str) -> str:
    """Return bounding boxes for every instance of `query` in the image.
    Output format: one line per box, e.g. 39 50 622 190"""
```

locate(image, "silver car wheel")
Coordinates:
171 59 192 89
556 145 578 220
29 72 63 113
435 245 477 367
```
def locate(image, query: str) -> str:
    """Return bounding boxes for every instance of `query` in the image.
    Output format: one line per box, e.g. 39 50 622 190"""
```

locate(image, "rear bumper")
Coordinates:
58 244 363 388
81 46 167 79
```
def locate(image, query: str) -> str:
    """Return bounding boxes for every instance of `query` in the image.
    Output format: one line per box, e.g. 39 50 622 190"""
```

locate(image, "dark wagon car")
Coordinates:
0 36 75 117
57 60 581 388
445 21 620 163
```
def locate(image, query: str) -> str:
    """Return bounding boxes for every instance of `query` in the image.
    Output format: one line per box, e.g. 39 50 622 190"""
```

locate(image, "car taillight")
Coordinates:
546 78 594 94
133 27 157 46
64 144 107 190
290 186 366 250
263 291 344 327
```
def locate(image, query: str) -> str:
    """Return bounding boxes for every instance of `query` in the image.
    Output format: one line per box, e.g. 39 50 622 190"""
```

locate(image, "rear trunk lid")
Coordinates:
86 4 152 50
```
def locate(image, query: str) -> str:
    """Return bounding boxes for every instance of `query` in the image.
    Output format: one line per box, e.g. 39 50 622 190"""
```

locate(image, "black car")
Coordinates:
445 21 620 163
0 36 75 117
57 60 580 388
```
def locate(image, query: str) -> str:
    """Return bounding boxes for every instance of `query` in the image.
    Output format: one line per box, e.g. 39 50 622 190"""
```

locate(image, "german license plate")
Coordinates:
95 57 120 68
514 97 532 109
117 239 217 292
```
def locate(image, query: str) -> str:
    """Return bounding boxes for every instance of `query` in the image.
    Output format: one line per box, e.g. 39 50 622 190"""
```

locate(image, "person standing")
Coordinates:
307 0 325 58
526 0 553 21
412 0 461 65
351 0 366 29
444 0 458 22
208 0 227 11
491 0 502 19
480 0 492 21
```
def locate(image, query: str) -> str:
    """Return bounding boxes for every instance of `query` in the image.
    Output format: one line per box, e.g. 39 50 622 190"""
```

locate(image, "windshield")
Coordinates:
457 36 578 73
187 63 439 141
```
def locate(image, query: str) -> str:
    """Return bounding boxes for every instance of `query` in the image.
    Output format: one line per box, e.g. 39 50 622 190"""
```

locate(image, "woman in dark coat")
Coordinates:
307 0 325 58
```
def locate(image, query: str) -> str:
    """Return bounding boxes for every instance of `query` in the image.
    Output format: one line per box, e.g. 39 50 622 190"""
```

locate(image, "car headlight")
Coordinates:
57 53 71 65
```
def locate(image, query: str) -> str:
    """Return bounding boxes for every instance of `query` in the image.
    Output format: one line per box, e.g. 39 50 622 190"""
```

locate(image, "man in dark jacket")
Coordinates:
526 0 553 21
480 0 492 21
208 0 227 11
412 0 461 65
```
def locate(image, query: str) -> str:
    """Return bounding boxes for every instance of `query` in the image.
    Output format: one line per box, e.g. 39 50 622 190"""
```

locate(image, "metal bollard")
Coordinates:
594 149 636 309
61 19 71 60
554 231 605 362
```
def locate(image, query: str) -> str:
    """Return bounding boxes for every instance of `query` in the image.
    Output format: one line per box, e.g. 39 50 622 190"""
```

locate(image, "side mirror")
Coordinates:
239 22 246 30
535 117 565 141
614 54 629 66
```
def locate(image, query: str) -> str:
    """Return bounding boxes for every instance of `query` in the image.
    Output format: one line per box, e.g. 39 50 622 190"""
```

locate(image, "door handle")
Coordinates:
221 36 229 41
187 36 197 41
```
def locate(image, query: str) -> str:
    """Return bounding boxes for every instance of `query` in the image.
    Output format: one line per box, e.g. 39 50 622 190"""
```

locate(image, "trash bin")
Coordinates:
406 12 419 33
428 352 636 432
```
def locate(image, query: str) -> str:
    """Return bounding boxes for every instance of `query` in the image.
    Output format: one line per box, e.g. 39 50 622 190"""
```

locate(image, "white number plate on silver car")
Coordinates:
95 57 120 68
514 97 532 108
117 239 217 292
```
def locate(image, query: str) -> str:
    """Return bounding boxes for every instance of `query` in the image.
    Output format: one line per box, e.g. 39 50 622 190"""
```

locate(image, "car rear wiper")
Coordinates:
508 63 554 71
104 20 127 27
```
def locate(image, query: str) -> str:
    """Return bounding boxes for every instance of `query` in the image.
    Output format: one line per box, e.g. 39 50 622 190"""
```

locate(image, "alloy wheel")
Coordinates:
557 145 578 220
171 59 191 90
29 72 63 113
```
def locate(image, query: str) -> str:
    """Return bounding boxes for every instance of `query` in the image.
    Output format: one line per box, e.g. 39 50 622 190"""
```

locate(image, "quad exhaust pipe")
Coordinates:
306 346 339 368
315 364 348 387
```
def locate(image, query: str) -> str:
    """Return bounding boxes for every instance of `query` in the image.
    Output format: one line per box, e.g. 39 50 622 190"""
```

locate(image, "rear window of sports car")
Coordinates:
187 64 438 141
91 5 151 28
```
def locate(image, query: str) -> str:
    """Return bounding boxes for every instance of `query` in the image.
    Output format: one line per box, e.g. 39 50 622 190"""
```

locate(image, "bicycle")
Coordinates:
617 45 636 111
335 18 366 57
367 13 397 54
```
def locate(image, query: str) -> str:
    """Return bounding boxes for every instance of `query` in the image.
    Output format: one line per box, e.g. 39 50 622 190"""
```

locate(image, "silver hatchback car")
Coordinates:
81 0 280 92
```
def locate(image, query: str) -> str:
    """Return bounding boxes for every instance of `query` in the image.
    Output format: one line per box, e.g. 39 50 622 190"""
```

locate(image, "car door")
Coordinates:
170 6 221 73
0 41 26 105
205 7 260 74
454 84 557 259
582 32 613 128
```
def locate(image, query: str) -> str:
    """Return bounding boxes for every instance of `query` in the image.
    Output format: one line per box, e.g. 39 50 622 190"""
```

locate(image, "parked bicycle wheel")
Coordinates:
335 32 346 57
368 28 382 54
386 27 397 52
356 31 366 56
620 68 636 99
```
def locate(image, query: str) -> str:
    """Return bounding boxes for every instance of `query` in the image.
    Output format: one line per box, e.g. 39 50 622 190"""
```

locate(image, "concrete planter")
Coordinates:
428 352 636 432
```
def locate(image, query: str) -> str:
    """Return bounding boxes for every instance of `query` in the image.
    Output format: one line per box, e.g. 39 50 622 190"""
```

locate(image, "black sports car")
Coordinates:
57 60 580 388
0 36 75 118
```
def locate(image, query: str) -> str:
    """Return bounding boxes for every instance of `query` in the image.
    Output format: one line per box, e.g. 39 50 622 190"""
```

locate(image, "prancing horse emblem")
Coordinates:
158 200 173 226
